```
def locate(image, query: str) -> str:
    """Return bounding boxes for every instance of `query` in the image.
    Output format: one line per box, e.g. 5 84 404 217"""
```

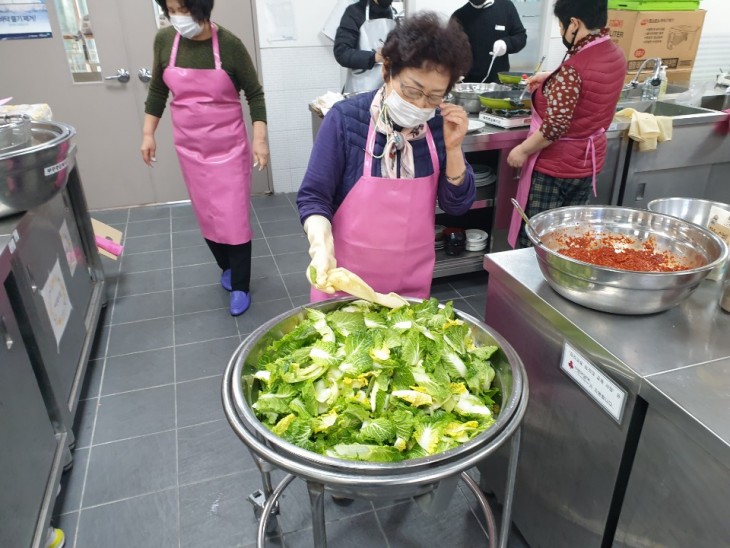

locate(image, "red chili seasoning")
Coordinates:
557 233 691 272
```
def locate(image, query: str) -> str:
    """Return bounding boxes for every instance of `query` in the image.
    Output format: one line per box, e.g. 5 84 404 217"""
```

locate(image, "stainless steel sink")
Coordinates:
615 100 727 128
699 93 730 111
628 100 712 116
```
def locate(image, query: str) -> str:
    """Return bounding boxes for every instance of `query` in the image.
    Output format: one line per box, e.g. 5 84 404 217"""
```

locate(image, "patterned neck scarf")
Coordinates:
369 85 428 179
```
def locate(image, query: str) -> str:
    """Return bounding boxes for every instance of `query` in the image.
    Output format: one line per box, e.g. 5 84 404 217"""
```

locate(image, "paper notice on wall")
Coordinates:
322 0 357 41
59 219 78 277
264 0 296 42
41 258 73 351
0 1 53 40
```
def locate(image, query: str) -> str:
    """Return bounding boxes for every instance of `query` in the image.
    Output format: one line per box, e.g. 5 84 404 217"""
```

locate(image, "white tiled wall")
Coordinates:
261 46 341 193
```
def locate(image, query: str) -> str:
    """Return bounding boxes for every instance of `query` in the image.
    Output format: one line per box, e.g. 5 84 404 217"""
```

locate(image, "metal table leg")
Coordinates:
257 474 295 548
460 472 497 548
499 426 522 548
307 481 327 548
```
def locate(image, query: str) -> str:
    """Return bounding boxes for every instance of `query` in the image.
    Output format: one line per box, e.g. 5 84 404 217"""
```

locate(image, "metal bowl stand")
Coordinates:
223 343 529 548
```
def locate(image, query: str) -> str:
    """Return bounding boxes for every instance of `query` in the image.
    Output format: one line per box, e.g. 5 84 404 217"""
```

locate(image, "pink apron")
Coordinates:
508 35 611 248
163 25 252 245
310 120 440 302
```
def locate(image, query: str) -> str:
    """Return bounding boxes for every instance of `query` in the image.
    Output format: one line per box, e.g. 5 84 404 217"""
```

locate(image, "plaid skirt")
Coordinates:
517 170 593 248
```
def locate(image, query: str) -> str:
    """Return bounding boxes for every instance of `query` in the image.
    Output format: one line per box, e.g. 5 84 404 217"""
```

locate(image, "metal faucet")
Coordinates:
623 57 663 92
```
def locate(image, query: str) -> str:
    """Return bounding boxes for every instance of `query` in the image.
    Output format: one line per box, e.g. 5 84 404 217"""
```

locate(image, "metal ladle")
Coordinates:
511 198 545 247
508 56 546 108
481 53 498 84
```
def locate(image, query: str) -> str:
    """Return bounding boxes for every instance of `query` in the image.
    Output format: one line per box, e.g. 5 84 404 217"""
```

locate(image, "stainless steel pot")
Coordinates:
451 82 510 114
526 206 728 315
0 120 76 211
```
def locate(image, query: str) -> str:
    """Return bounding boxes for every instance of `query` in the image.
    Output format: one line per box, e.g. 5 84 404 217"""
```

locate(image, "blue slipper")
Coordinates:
230 291 250 316
221 269 232 291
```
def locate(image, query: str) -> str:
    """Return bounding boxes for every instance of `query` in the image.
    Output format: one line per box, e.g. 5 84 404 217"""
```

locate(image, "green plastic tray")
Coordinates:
608 1 700 10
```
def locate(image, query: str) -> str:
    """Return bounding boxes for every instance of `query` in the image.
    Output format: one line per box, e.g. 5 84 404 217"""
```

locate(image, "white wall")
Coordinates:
691 0 730 84
255 0 342 193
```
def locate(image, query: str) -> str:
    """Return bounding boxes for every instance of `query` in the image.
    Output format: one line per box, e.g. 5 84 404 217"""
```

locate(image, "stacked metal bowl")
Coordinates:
0 119 76 212
526 205 728 314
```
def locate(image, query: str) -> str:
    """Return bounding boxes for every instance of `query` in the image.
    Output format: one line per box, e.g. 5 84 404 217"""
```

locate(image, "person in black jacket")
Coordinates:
451 0 527 83
334 0 395 93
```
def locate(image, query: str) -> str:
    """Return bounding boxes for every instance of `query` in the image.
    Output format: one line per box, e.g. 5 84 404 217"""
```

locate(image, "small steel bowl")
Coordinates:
526 206 728 315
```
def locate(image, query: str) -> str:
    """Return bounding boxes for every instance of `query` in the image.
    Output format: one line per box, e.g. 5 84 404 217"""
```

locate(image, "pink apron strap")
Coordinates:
210 24 222 70
169 32 181 67
363 120 377 177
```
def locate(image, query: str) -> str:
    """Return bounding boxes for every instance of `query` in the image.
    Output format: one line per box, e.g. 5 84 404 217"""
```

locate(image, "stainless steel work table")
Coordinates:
479 248 730 547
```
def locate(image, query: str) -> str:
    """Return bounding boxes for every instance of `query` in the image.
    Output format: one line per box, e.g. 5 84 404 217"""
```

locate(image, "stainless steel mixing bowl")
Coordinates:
526 206 728 314
0 120 76 210
225 297 526 499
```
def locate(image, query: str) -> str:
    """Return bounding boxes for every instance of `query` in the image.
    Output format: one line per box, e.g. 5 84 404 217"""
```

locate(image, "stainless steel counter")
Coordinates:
481 248 730 547
485 247 730 379
461 122 528 152
641 357 730 461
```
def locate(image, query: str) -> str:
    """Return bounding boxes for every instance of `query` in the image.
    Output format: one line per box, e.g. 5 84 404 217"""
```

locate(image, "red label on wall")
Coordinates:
634 48 646 58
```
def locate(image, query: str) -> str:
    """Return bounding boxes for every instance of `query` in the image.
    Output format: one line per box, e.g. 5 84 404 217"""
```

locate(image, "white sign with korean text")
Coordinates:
560 341 627 424
40 258 73 351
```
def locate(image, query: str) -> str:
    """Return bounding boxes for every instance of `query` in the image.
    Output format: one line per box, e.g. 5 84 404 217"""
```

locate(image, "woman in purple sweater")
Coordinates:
297 12 476 302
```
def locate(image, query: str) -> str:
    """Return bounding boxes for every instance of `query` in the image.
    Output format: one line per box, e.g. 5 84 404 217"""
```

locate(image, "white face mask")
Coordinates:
384 88 435 129
169 14 203 39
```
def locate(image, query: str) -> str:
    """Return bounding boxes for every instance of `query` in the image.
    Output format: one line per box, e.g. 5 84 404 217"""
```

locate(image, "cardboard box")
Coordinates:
608 9 706 71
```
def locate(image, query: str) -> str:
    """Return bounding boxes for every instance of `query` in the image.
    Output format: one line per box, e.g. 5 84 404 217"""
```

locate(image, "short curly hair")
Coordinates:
381 12 471 91
155 0 213 22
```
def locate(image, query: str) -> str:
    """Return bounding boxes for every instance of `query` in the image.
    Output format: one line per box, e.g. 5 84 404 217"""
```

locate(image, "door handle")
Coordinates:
104 69 130 83
138 68 152 83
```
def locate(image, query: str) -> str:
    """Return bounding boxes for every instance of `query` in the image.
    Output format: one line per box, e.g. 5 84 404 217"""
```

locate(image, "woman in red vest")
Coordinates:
507 0 625 248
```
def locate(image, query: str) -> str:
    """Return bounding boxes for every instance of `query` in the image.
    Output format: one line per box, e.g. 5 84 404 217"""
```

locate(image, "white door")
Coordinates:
0 0 271 210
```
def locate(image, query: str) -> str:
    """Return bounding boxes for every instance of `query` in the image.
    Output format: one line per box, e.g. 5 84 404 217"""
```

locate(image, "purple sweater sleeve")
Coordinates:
297 108 346 223
437 161 475 215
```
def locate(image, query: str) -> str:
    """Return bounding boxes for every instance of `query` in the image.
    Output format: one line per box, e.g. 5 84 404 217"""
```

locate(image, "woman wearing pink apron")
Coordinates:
141 0 269 316
507 0 626 248
297 14 476 302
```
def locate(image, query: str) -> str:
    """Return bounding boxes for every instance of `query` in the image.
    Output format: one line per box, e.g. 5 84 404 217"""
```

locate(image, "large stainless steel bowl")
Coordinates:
224 297 527 500
526 206 728 315
451 82 510 113
0 120 76 211
648 197 730 281
647 197 730 227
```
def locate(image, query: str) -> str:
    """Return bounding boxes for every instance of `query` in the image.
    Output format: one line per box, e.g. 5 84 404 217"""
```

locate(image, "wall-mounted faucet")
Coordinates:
623 57 663 92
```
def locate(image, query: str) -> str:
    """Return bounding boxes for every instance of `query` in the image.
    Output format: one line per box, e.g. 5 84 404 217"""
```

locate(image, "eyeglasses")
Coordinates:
397 80 446 107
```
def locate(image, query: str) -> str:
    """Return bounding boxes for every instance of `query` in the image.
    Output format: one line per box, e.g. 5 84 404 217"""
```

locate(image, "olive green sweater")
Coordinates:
144 25 266 123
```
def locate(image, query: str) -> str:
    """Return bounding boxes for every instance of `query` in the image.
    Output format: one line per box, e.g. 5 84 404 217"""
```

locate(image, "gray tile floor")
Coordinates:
52 193 526 547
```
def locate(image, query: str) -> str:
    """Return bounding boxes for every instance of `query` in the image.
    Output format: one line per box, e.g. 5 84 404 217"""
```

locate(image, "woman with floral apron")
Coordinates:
507 0 625 248
141 0 270 316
